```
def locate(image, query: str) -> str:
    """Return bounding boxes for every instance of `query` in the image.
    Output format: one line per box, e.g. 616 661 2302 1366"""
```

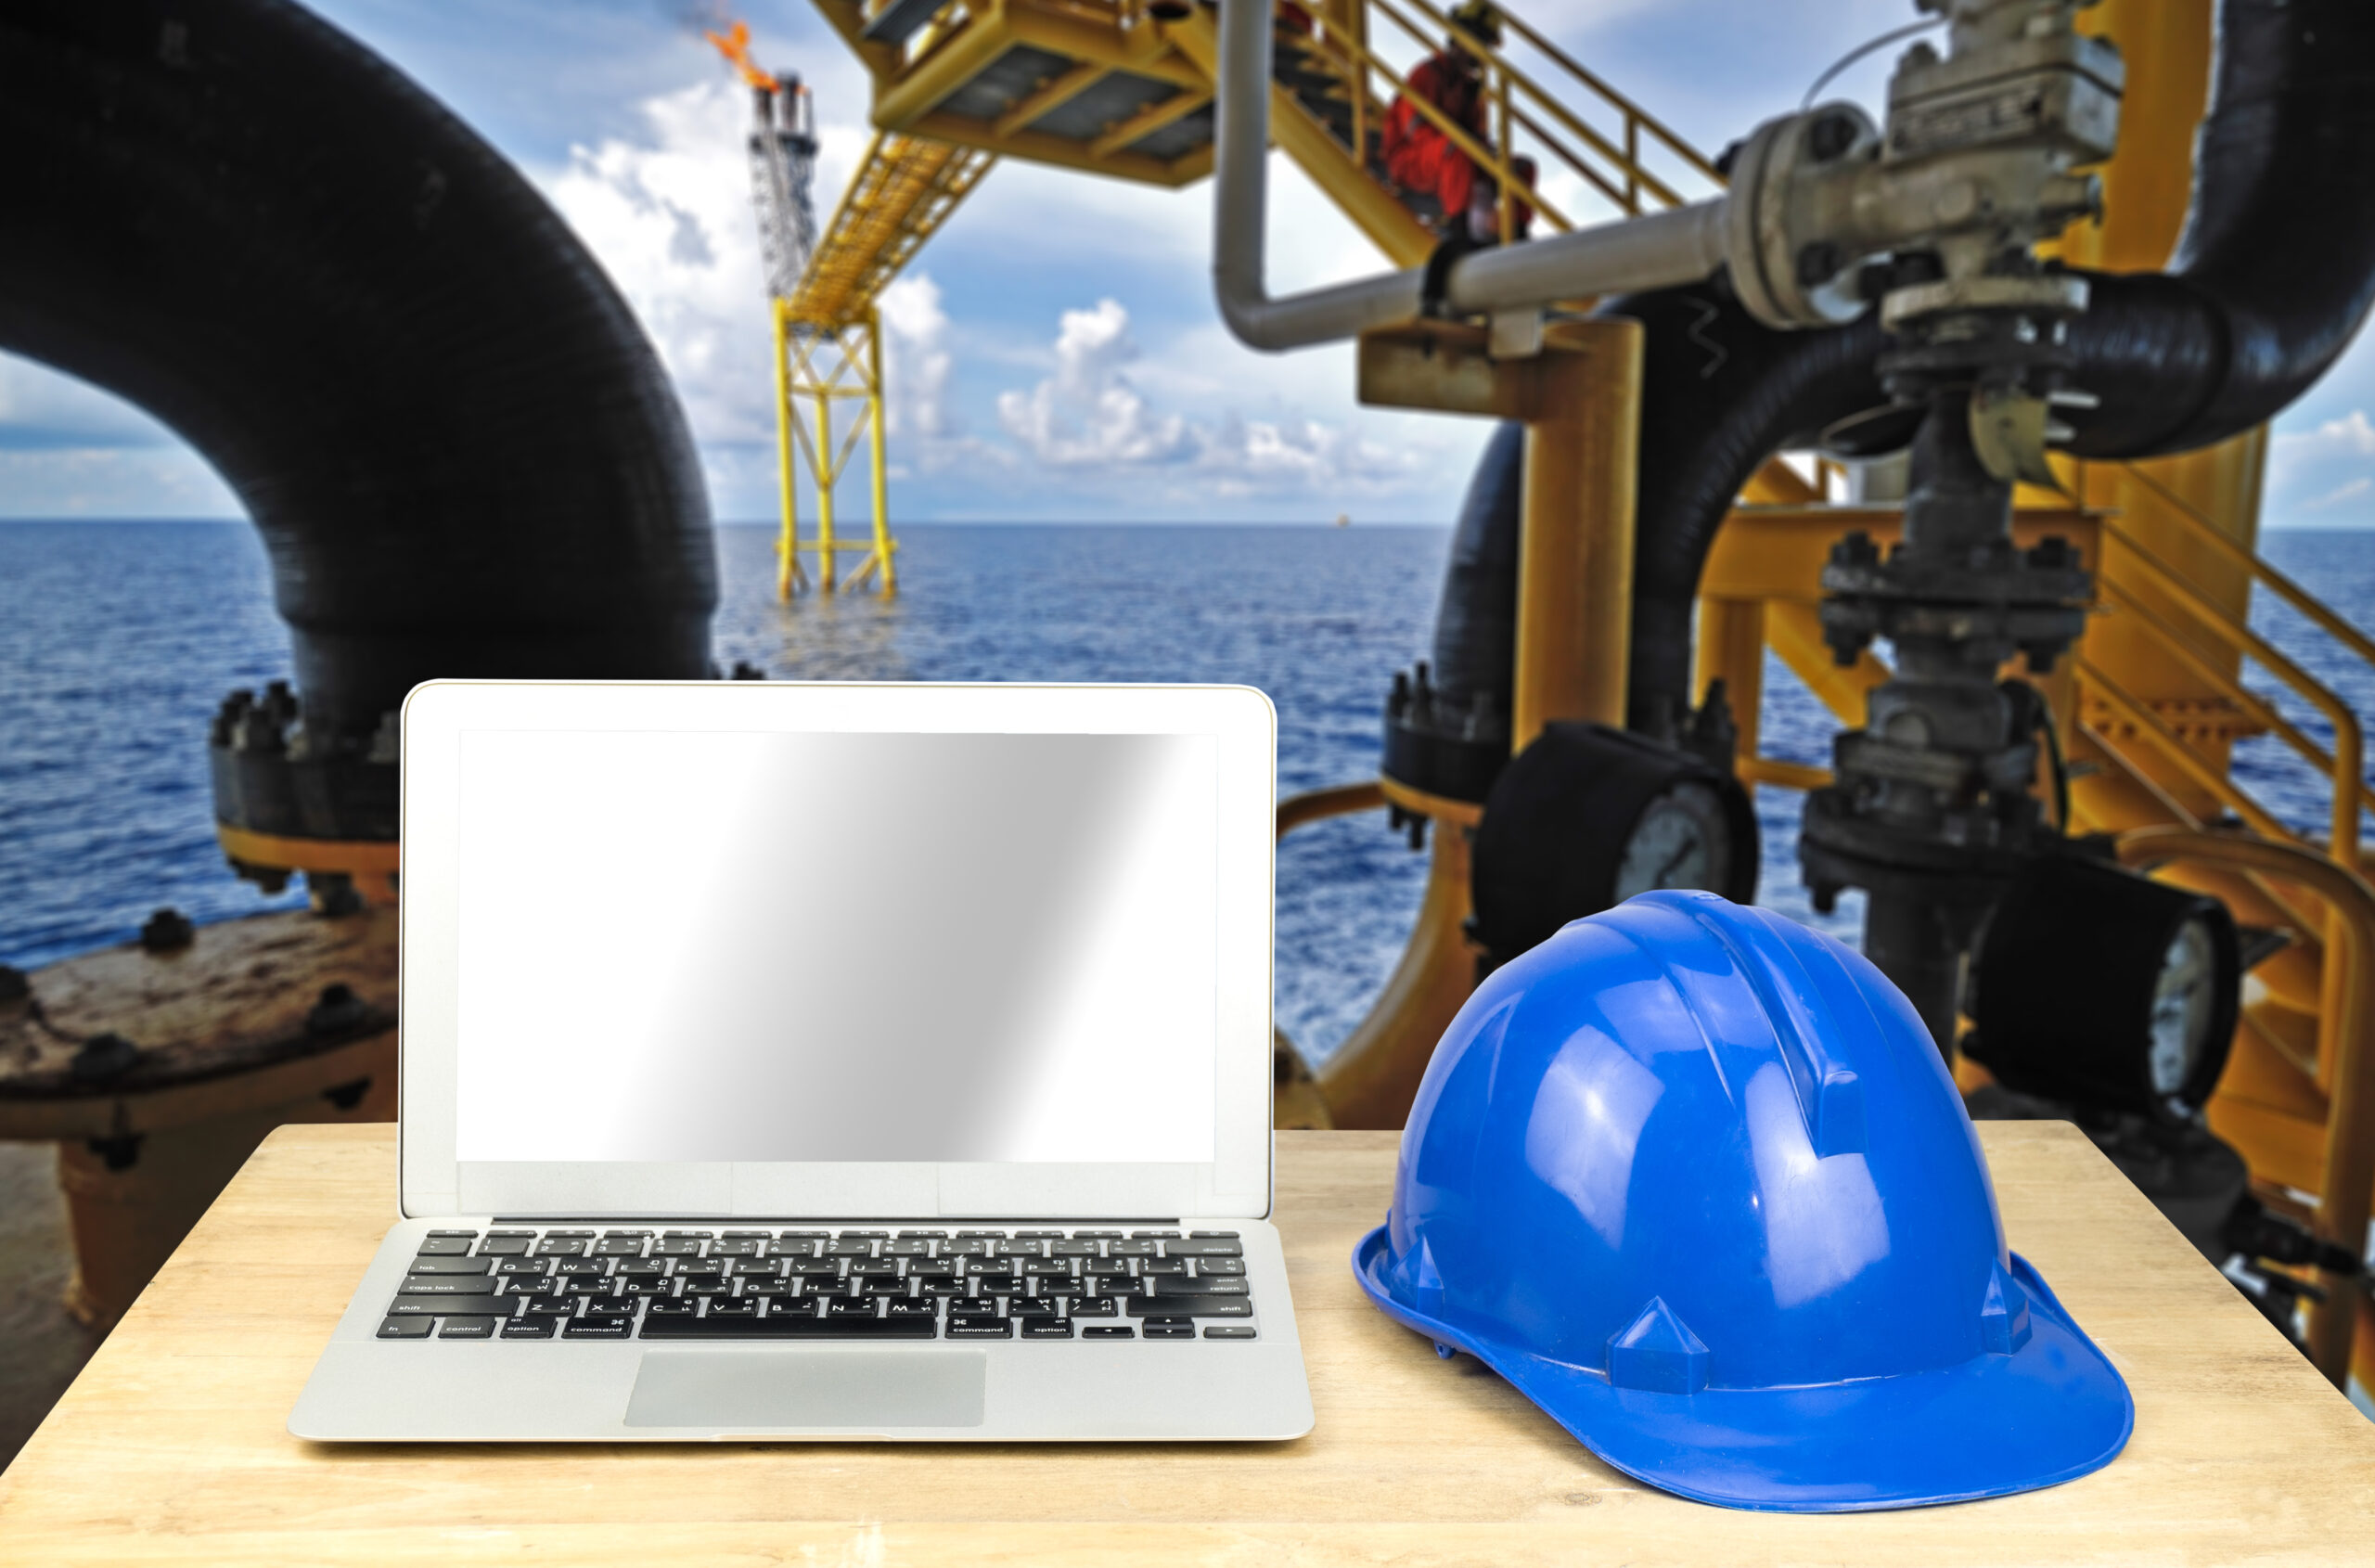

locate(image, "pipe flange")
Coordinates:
1725 102 1883 331
1881 273 2089 333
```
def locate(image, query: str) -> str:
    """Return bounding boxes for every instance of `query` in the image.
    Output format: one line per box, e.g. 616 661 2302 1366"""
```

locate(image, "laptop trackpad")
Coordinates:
624 1350 987 1430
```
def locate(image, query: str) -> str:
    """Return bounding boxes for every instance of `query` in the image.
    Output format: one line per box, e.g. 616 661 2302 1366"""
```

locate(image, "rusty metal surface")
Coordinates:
0 907 396 1138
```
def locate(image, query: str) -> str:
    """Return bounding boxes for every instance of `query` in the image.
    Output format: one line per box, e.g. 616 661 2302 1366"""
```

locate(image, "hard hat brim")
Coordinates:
1354 1227 2134 1512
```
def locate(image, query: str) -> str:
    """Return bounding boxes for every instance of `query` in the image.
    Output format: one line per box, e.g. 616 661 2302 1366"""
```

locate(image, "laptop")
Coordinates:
289 679 1314 1442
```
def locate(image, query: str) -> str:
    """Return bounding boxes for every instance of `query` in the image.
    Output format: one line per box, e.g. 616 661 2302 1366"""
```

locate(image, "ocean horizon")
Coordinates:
5 518 2371 1064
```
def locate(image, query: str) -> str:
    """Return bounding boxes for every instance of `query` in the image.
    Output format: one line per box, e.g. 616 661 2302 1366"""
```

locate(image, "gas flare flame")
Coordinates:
704 19 776 92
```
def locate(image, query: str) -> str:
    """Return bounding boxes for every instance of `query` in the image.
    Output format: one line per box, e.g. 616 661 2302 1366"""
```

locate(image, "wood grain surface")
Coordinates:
2 1122 2369 1565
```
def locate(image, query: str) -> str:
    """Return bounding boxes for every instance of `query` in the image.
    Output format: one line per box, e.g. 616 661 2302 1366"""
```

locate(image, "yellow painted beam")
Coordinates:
1087 88 1212 160
910 110 1200 186
993 59 1106 139
873 9 1011 129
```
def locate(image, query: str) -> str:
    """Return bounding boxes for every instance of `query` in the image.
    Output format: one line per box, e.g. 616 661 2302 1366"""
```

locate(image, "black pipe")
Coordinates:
0 0 717 741
2065 0 2375 456
1600 287 1886 737
1427 420 1526 718
1574 0 2375 732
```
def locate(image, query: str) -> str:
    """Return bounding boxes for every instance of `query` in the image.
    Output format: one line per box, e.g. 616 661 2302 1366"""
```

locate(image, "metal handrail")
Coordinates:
1276 780 1386 838
2116 826 2375 1390
2097 512 2367 864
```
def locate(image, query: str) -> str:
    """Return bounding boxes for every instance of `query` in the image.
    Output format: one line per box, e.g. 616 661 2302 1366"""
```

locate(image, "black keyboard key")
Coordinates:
1132 1231 1181 1240
1204 1326 1258 1339
378 1316 432 1339
416 1238 472 1257
916 1277 965 1296
584 1299 639 1320
615 1259 666 1277
1127 1297 1252 1317
1051 1240 1099 1257
1141 1320 1197 1339
594 1239 646 1257
1189 1231 1239 1238
741 1279 800 1297
438 1317 499 1339
1007 1299 1057 1318
1021 1258 1073 1277
642 1314 935 1340
883 1240 931 1257
408 1256 493 1276
671 1259 725 1278
564 1319 633 1339
646 1297 698 1317
428 1229 480 1239
729 1259 783 1277
839 1231 890 1240
620 1278 674 1297
1021 1319 1074 1339
884 1298 938 1319
1139 1258 1188 1276
384 1297 476 1317
955 1230 1005 1240
973 1276 1021 1297
603 1229 654 1239
862 1278 909 1297
1072 1231 1123 1240
655 1239 706 1257
396 1278 497 1297
546 1230 597 1239
506 1277 564 1298
710 1240 762 1257
1082 1325 1135 1339
1194 1258 1247 1277
501 1317 557 1340
494 1258 550 1277
533 1240 587 1257
946 1318 1013 1339
766 1240 817 1259
941 1240 991 1256
785 1259 842 1278
680 1279 731 1297
1086 1260 1135 1279
1165 1239 1244 1258
828 1240 875 1257
777 1230 829 1241
896 1230 947 1240
1107 1241 1155 1257
522 1297 576 1317
486 1230 537 1240
562 1277 610 1296
707 1300 759 1319
721 1230 773 1240
554 1258 609 1277
849 1258 900 1276
1150 1277 1249 1297
994 1240 1042 1258
1067 1296 1118 1317
1035 1278 1085 1297
477 1238 532 1257
907 1259 956 1278
825 1297 879 1318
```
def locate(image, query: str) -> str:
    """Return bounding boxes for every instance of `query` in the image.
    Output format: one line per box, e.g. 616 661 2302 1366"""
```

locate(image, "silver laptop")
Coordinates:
289 679 1313 1442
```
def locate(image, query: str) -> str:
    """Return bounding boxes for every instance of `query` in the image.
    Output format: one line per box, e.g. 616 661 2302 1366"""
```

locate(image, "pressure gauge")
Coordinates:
1471 724 1758 972
1968 855 2241 1124
1611 780 1735 905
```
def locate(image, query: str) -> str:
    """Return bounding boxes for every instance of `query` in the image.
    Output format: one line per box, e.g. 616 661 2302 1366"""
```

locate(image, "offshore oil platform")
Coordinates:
1 0 2373 1427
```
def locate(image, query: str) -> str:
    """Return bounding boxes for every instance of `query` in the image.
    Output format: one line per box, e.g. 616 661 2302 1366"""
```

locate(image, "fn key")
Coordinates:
378 1317 431 1339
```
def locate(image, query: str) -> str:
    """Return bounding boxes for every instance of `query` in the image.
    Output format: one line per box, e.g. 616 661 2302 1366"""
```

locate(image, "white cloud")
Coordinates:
2269 409 2375 522
996 299 1191 468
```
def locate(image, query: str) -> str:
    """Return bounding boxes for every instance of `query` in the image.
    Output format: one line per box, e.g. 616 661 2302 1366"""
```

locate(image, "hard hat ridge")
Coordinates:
1354 889 2133 1511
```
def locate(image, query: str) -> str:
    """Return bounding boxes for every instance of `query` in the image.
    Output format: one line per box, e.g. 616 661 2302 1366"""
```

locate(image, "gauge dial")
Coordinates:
2148 917 2218 1100
1612 781 1734 904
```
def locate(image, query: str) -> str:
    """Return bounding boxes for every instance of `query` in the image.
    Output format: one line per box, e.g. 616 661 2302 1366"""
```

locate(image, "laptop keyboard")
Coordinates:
376 1227 1258 1343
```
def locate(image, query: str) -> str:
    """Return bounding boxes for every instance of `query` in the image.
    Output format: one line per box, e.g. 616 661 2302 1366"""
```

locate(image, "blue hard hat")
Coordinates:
1354 890 2133 1511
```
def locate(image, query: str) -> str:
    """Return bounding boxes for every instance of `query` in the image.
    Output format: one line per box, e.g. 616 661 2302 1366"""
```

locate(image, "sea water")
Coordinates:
4 520 2371 1065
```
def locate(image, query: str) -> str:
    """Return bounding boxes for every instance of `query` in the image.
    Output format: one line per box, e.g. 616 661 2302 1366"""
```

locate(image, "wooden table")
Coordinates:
4 1123 2371 1564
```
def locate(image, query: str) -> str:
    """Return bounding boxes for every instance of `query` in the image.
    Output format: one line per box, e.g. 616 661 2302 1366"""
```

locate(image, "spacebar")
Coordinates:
639 1315 938 1339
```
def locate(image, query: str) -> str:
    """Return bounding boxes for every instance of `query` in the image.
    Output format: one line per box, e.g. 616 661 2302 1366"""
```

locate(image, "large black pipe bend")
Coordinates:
0 0 718 739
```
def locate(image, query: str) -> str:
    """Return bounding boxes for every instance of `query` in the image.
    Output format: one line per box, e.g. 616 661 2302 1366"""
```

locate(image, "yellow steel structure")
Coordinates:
803 0 2375 1385
768 131 994 599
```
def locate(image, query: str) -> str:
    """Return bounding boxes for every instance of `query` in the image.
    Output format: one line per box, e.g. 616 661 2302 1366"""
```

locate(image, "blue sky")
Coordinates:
4 0 2372 525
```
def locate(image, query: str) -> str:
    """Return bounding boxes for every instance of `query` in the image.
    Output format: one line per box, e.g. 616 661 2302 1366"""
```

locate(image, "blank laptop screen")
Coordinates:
449 729 1219 1165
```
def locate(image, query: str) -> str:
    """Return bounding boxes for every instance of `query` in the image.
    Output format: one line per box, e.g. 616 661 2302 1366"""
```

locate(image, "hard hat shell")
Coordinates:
1354 890 2133 1511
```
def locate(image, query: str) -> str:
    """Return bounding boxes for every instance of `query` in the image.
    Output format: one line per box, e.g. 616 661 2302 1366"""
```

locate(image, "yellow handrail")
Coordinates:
1276 780 1386 839
2097 514 2367 864
2116 827 2375 1390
